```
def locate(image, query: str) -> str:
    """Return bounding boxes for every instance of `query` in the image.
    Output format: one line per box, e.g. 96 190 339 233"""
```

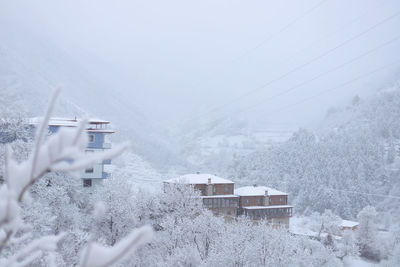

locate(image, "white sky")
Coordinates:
1 0 400 130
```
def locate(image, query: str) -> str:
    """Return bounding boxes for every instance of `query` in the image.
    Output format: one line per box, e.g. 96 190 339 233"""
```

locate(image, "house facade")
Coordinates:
340 220 359 234
163 173 239 217
235 185 293 228
37 117 114 187
163 174 293 226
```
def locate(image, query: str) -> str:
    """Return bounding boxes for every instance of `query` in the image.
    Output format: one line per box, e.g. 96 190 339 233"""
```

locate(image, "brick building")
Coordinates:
163 173 239 217
235 185 293 227
164 174 294 227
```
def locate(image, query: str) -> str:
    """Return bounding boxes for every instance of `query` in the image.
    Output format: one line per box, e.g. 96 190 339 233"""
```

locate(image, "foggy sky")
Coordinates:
1 0 400 130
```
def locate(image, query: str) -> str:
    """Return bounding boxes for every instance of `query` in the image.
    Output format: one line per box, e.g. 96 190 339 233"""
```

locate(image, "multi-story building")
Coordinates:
163 173 239 217
235 185 293 227
163 174 294 227
38 117 114 187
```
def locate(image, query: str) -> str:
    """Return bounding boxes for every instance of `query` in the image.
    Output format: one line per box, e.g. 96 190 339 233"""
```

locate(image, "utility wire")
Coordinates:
260 58 400 117
177 9 400 127
233 0 330 61
207 34 400 123
332 188 400 200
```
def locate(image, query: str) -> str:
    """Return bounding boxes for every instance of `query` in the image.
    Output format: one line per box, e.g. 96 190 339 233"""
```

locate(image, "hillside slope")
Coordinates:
228 82 400 221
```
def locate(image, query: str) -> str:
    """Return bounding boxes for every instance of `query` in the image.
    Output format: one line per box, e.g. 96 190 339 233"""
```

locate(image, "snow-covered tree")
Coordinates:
357 206 379 261
0 91 153 266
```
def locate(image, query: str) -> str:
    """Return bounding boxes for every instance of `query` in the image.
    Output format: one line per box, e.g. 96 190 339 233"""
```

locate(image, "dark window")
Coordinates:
224 185 229 192
83 179 92 187
85 167 94 173
88 134 95 142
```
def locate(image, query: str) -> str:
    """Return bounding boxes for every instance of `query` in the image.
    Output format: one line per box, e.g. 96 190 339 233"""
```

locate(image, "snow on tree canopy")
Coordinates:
164 173 234 184
235 185 287 196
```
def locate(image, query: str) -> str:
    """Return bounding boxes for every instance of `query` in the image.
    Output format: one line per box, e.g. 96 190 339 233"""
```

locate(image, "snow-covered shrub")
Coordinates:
357 206 380 261
0 90 153 266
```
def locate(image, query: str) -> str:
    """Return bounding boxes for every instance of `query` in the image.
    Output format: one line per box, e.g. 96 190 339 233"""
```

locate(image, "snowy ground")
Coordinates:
343 257 379 267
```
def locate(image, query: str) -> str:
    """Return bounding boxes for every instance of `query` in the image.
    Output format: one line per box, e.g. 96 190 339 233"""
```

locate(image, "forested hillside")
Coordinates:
228 82 400 221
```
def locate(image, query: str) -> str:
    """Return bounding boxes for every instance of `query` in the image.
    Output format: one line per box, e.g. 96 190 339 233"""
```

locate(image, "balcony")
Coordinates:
102 159 112 164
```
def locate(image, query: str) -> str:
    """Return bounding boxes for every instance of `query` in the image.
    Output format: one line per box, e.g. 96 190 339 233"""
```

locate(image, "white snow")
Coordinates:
80 225 153 267
235 185 287 196
341 219 359 228
29 117 110 127
243 205 293 209
164 173 234 184
201 195 238 199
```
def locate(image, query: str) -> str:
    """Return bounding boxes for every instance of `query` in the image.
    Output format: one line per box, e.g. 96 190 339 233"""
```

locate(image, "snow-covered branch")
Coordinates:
0 90 152 266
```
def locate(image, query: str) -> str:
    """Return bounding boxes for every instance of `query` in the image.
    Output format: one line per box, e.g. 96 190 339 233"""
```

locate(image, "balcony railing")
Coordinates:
102 159 112 164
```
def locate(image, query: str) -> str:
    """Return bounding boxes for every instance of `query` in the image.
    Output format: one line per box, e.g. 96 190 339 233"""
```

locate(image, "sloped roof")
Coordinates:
235 185 287 196
341 220 359 228
164 173 234 184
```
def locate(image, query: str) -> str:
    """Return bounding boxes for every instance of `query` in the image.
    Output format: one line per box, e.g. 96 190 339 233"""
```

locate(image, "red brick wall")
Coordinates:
269 195 287 205
239 196 264 207
193 183 234 196
213 184 234 195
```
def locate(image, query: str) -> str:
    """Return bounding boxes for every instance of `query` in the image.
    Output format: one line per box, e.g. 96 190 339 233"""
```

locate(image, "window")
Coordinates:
231 199 237 207
213 186 216 193
280 197 283 202
258 198 263 204
83 179 92 187
85 167 94 173
88 134 94 143
245 199 249 204
224 185 230 193
269 198 272 203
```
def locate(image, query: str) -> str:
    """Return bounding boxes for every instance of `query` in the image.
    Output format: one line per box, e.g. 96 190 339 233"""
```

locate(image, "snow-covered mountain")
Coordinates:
228 81 400 221
0 22 183 169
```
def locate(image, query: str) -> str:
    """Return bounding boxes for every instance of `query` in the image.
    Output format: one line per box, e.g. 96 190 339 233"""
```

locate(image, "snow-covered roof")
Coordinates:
243 205 293 209
164 173 234 184
341 220 359 228
201 195 238 199
235 185 287 196
29 117 110 126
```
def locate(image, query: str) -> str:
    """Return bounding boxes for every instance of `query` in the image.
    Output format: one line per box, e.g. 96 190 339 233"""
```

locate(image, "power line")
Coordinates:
261 58 400 117
233 0 330 61
332 188 400 200
208 34 400 123
177 8 400 127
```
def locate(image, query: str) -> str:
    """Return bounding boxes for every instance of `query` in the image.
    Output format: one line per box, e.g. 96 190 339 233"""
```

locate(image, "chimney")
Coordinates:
264 190 269 206
208 178 211 184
